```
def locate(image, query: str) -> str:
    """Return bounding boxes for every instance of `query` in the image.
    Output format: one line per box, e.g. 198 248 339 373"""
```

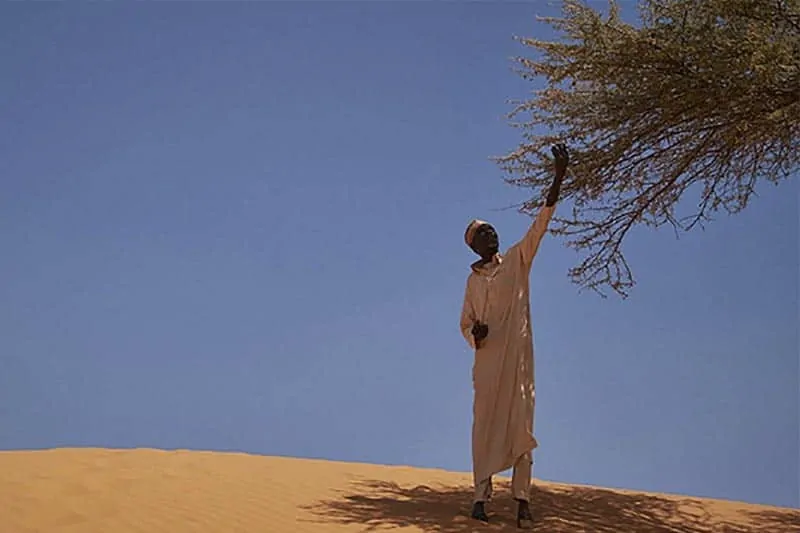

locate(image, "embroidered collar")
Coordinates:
470 253 503 274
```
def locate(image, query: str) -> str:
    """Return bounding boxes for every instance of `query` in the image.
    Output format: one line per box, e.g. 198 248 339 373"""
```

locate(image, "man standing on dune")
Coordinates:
460 143 569 527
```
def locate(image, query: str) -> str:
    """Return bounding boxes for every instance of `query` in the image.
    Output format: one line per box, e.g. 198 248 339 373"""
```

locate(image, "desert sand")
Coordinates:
0 448 797 532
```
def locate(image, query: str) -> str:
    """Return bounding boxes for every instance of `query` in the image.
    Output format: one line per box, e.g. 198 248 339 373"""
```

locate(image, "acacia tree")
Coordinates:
497 0 799 297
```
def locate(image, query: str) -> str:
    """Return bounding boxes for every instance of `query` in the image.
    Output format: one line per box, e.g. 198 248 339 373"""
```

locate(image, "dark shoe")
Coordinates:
516 498 533 528
471 501 489 522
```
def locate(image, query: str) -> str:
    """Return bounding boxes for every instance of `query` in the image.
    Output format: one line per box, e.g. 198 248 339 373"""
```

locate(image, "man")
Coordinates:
460 143 569 527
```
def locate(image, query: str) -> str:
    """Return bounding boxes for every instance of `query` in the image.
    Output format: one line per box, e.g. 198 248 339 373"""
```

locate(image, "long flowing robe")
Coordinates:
459 205 555 487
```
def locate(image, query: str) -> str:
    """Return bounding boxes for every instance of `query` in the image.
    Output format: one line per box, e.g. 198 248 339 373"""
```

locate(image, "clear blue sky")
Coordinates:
1 1 797 510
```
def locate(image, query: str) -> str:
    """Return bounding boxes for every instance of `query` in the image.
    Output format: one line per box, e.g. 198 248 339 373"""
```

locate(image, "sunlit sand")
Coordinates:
1 448 797 532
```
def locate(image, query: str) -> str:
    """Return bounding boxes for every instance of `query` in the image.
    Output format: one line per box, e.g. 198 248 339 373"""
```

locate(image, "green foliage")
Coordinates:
497 0 799 297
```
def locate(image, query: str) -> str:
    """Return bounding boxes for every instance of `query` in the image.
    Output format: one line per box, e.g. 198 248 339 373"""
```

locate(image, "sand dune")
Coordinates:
0 448 797 532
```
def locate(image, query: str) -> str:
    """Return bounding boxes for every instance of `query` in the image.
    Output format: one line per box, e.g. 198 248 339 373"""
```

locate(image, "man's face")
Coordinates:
471 223 499 258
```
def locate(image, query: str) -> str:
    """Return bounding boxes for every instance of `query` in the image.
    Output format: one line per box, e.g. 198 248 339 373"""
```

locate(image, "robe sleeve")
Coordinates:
460 276 477 350
514 204 556 270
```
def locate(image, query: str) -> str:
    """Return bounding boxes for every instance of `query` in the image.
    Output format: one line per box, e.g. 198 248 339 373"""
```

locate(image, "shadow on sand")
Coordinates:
302 479 799 532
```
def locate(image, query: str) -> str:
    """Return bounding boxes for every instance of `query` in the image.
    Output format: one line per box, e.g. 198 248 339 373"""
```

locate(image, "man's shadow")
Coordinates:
301 479 799 532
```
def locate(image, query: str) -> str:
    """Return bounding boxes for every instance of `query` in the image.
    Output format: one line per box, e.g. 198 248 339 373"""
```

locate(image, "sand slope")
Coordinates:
0 448 797 532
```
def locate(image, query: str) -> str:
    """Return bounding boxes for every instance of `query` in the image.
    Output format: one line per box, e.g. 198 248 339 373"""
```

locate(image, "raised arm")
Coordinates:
517 143 569 268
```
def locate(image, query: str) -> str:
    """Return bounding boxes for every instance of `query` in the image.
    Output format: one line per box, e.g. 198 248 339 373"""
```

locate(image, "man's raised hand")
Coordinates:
552 143 569 179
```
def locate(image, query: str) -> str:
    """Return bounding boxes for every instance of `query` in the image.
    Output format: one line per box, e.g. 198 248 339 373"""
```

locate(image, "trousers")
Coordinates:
473 451 532 503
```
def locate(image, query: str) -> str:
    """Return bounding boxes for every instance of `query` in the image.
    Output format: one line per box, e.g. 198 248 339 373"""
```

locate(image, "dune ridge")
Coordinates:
0 448 797 532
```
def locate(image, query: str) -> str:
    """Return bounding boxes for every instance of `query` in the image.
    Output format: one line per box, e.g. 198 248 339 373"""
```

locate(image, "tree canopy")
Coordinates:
497 0 799 297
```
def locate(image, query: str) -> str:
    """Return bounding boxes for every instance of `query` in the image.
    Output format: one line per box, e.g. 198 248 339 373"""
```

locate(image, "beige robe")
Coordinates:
460 205 555 488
